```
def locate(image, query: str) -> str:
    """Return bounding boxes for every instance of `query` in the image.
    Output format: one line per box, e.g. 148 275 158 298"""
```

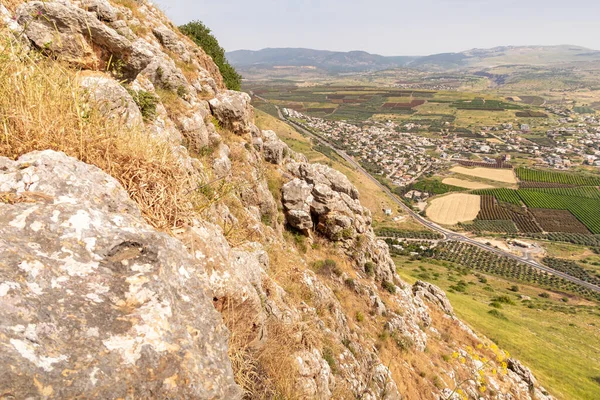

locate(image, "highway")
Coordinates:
270 104 600 293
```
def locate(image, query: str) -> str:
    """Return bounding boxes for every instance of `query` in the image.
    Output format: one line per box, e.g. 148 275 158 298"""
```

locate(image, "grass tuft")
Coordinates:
0 39 193 230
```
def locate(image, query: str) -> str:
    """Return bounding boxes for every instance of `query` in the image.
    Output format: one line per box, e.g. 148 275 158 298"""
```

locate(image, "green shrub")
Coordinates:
489 301 502 309
382 280 396 294
391 332 414 352
539 292 550 298
509 285 520 292
313 259 341 276
364 262 375 277
127 89 158 120
488 309 508 320
322 347 338 374
179 21 242 90
355 311 364 323
493 295 516 305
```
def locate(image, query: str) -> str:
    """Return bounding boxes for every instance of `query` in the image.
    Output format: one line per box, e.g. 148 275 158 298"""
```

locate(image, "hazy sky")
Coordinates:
152 0 600 55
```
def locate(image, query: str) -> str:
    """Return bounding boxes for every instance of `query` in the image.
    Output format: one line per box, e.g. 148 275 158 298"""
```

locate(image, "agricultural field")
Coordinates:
449 166 517 184
441 177 493 190
459 220 518 234
245 82 554 131
465 181 600 235
516 191 600 234
530 209 591 234
426 193 481 225
374 228 444 240
394 255 600 400
472 188 522 205
450 98 523 111
516 168 600 186
524 233 600 248
432 241 600 301
542 257 600 286
477 195 542 233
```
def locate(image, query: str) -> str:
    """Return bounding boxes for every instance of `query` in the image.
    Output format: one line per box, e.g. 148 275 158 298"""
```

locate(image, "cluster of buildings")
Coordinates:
284 108 445 187
283 107 600 182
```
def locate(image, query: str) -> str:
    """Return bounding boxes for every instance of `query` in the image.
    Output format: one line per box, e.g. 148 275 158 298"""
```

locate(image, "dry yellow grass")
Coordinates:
0 37 193 230
450 166 517 184
442 177 494 190
426 193 481 225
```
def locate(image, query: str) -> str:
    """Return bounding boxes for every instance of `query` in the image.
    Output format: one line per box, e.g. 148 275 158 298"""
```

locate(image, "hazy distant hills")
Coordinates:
226 45 600 72
226 48 418 72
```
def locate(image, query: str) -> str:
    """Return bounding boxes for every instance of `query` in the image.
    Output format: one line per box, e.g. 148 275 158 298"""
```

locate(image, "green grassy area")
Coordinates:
395 256 600 400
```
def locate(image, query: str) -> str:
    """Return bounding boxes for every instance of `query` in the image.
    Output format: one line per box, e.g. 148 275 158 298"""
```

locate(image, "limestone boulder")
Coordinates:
16 1 153 77
209 91 254 136
79 73 143 127
0 150 241 399
262 130 289 164
282 178 314 231
412 280 454 315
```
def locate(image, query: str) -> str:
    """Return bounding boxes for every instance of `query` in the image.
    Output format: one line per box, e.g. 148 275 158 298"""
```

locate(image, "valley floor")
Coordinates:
395 256 600 400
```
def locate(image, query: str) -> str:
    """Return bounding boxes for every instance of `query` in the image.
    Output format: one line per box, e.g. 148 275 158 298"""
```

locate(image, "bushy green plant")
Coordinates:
382 280 396 294
127 89 158 120
364 261 375 277
179 21 242 90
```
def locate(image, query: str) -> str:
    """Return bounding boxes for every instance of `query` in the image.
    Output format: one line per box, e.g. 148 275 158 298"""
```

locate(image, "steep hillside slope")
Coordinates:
0 1 555 399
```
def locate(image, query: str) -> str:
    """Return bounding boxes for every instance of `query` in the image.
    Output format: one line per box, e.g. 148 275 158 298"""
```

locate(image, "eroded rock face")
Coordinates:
262 130 289 165
282 178 314 231
0 151 241 399
284 162 369 240
79 73 143 127
209 91 254 136
413 280 454 315
17 1 152 76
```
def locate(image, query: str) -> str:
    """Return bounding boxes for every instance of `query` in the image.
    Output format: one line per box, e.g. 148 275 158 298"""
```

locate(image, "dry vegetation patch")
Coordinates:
426 194 481 225
442 177 494 190
450 166 517 184
0 41 193 230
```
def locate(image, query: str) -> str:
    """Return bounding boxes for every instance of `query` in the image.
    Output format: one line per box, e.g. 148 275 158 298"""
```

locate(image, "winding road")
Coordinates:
269 103 600 293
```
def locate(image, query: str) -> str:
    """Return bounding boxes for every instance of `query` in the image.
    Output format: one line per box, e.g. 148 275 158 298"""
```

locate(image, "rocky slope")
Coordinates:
0 1 554 399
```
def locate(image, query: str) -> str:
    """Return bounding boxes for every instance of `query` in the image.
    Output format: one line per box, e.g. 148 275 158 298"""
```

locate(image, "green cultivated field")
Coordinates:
517 168 600 186
473 188 522 205
395 256 600 400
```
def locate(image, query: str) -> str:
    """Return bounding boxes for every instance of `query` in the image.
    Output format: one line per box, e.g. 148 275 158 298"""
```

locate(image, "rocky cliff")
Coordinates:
0 1 554 399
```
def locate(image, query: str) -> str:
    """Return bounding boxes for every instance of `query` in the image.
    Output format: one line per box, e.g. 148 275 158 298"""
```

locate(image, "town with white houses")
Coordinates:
283 108 600 187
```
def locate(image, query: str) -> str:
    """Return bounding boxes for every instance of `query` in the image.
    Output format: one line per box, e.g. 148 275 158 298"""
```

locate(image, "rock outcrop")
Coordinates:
0 151 240 399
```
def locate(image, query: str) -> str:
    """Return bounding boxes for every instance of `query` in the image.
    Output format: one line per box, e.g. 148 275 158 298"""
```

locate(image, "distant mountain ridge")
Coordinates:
226 48 418 72
227 45 600 72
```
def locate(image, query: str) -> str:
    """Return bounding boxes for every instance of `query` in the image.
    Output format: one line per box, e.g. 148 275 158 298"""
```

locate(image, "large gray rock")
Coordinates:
285 162 369 240
209 91 254 136
293 349 334 399
262 130 289 165
153 25 191 62
288 162 360 201
412 280 454 315
508 358 537 387
79 73 143 127
81 0 119 22
16 1 153 77
282 178 314 231
0 151 241 399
